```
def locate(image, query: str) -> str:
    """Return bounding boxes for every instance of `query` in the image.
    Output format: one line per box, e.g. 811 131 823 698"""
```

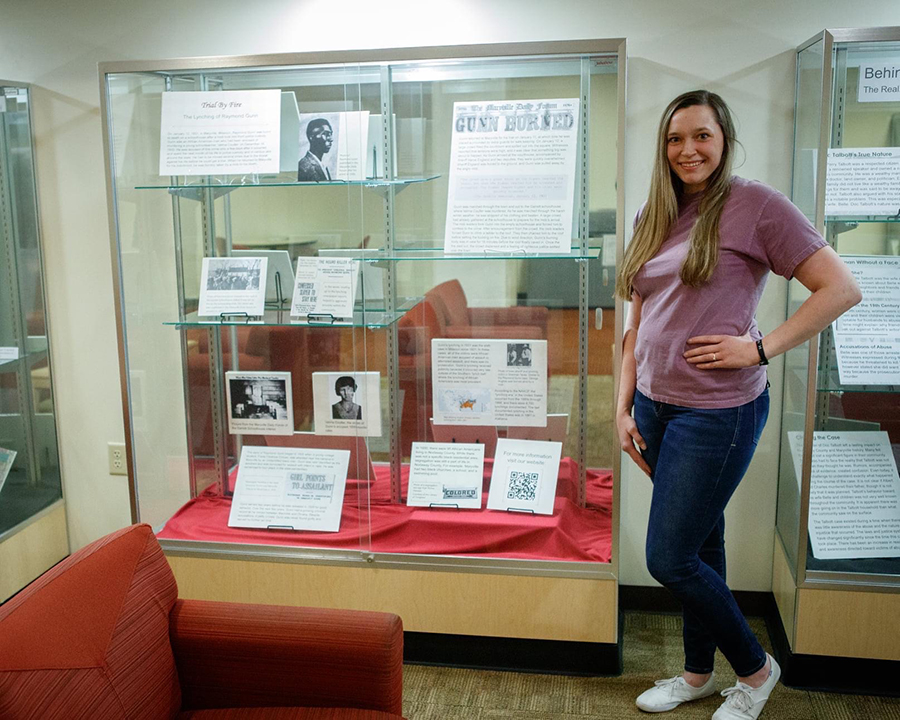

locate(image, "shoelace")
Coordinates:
720 683 754 712
654 677 684 696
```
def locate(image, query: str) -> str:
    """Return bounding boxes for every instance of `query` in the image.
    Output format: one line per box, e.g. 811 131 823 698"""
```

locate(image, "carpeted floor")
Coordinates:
402 612 900 719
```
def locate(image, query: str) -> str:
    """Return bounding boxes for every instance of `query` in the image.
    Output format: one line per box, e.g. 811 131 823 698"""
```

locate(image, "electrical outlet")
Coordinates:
108 442 127 476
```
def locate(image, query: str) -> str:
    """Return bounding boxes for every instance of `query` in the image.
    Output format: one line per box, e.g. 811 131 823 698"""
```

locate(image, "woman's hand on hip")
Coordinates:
684 332 759 369
616 409 651 477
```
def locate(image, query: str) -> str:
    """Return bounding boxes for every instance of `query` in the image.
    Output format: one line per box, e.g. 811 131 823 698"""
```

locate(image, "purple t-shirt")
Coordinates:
633 176 827 409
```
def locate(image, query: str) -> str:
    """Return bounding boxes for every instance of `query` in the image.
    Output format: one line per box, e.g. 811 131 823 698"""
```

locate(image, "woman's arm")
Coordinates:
683 246 862 369
616 293 651 476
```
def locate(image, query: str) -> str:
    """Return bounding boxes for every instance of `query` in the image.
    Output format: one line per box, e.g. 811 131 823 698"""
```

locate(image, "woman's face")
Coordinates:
339 385 355 402
665 104 725 194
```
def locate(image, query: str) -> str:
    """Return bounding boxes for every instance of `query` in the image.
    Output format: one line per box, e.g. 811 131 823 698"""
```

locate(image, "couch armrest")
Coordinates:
398 325 430 355
170 599 403 715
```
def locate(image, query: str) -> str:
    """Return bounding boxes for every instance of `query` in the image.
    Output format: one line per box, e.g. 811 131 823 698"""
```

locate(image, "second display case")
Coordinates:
774 26 900 677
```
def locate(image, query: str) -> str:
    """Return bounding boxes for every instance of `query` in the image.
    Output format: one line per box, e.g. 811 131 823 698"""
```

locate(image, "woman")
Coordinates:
617 90 860 719
331 375 362 420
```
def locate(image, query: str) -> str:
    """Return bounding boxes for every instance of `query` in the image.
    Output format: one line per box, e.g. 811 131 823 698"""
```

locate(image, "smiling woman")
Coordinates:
665 104 726 195
614 89 862 720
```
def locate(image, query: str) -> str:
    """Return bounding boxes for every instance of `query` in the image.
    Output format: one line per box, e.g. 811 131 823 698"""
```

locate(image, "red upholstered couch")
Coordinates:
0 524 405 720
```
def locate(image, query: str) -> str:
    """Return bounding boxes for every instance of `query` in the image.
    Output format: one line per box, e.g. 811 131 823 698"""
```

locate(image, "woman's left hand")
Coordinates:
684 332 759 369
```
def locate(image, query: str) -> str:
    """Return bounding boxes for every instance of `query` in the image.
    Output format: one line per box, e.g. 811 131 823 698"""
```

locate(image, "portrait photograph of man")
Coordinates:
297 113 339 181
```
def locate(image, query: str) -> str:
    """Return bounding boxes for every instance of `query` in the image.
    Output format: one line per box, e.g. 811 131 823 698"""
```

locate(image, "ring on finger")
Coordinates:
712 353 717 362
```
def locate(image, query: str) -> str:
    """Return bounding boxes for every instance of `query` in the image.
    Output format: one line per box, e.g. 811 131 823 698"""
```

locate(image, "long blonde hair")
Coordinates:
617 90 737 300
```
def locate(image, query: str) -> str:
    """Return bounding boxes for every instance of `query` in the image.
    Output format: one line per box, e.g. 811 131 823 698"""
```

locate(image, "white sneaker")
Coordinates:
636 673 716 712
713 653 781 720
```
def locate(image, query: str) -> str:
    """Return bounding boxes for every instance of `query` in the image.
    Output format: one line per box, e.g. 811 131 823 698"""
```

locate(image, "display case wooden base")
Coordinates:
0 502 68 602
773 541 900 662
167 551 619 673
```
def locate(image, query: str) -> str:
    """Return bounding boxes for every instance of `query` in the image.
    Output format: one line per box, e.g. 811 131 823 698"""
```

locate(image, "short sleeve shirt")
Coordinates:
633 177 827 409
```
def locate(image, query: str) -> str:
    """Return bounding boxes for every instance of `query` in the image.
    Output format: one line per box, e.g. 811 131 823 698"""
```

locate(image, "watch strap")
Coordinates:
756 338 769 366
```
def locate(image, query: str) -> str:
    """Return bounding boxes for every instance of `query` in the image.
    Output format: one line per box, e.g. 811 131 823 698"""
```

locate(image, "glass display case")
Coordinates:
100 40 625 670
774 27 900 669
0 81 65 600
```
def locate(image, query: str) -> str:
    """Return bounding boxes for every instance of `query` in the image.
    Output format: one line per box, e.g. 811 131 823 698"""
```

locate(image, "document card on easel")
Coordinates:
432 338 547 427
290 257 359 320
487 438 561 515
0 447 16 495
444 98 580 254
198 256 267 319
228 445 349 532
159 90 281 176
407 442 485 509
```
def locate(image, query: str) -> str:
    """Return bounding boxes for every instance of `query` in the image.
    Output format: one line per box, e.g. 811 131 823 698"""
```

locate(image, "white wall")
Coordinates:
0 0 896 583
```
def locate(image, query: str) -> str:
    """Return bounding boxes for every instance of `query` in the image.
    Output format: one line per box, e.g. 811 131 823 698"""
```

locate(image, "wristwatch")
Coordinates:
756 338 769 366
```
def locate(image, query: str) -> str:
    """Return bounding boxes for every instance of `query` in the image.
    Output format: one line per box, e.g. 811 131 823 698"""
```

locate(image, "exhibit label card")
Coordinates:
0 447 16 494
825 148 900 216
297 111 369 181
159 90 281 176
788 431 900 559
0 347 18 363
858 62 900 103
444 98 580 254
290 257 359 319
312 371 382 437
432 339 547 427
832 255 900 385
487 438 562 515
198 257 267 319
407 442 485 509
229 445 349 532
225 371 293 436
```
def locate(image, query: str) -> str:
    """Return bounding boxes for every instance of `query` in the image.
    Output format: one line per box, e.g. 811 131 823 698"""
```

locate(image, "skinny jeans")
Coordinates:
633 387 769 676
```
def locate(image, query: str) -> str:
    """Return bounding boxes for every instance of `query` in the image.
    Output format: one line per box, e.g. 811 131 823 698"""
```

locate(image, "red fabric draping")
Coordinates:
158 458 612 563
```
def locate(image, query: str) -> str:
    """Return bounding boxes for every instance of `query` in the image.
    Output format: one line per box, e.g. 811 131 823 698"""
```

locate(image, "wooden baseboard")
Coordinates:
405 620 623 676
619 584 774 617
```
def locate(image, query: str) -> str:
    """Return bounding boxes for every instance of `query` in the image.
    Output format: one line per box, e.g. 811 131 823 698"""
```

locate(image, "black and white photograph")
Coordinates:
206 258 262 291
297 113 339 181
198 256 268 318
312 371 382 437
506 342 533 367
331 375 363 420
225 371 294 436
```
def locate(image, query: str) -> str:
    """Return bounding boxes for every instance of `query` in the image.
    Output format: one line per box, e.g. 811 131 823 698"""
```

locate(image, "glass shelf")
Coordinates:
136 175 441 195
355 246 603 262
0 349 50 373
826 214 900 223
164 304 414 329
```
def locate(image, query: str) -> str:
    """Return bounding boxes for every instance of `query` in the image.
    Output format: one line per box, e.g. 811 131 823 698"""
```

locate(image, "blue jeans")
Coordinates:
633 388 769 676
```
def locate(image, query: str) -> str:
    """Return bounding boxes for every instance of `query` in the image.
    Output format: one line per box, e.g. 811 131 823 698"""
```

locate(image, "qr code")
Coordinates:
507 471 539 501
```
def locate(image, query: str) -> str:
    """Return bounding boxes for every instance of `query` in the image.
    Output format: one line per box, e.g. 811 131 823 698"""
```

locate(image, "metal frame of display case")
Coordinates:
0 79 67 603
1 81 40 495
784 27 900 592
99 39 626 584
0 79 63 522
